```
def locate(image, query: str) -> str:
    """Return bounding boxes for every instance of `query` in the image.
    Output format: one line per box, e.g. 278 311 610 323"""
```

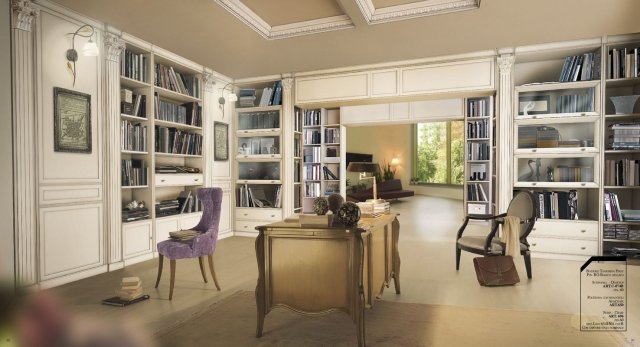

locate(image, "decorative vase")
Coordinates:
312 197 329 215
610 95 640 114
337 202 361 227
327 193 344 214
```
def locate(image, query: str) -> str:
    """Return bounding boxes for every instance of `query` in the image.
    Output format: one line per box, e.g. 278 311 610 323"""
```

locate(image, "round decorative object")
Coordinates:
312 197 329 215
327 193 344 214
337 202 361 227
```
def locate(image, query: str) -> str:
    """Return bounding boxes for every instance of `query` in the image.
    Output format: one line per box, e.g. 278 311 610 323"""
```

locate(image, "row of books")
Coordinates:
468 163 487 181
324 128 340 144
555 91 594 113
261 81 283 107
237 111 279 130
236 185 281 208
120 49 148 83
608 123 640 149
605 159 640 186
302 109 322 126
466 183 488 202
155 165 200 174
237 137 277 156
551 165 593 183
121 159 147 187
467 119 489 139
531 190 578 220
121 120 147 152
603 191 631 222
238 89 257 108
293 138 301 157
518 126 559 149
154 63 200 98
559 52 600 82
154 96 202 127
121 89 146 118
467 98 491 117
155 127 203 155
155 199 180 217
304 129 321 145
177 190 201 214
122 206 149 223
303 146 322 163
304 182 321 198
604 224 640 241
467 142 490 160
303 165 338 181
608 47 640 79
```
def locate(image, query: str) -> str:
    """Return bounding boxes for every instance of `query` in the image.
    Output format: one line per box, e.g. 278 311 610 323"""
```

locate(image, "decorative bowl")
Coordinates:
337 202 361 227
610 95 640 114
312 197 329 215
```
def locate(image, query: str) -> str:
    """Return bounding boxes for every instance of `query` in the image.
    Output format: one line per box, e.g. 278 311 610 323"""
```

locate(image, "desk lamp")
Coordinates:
347 162 383 203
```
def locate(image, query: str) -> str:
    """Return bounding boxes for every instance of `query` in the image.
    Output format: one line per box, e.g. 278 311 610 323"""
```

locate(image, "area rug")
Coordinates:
157 291 624 347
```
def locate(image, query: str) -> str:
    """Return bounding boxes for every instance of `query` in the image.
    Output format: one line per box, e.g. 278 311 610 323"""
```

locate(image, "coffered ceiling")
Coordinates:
48 0 640 79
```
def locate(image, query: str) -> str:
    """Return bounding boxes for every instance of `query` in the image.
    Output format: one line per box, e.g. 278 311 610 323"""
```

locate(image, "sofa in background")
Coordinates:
347 179 415 202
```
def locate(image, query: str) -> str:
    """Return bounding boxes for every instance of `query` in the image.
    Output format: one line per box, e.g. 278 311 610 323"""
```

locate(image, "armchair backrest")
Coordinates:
506 191 538 241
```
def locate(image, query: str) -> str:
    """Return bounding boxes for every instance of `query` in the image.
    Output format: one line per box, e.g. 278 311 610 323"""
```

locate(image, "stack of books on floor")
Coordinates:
155 199 180 217
169 229 200 241
102 277 149 307
357 201 390 218
609 123 640 149
122 206 149 223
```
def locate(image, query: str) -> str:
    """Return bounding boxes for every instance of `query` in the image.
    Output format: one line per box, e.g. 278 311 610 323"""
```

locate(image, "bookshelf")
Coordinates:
512 41 603 260
602 38 640 260
233 80 285 236
464 96 494 216
301 108 346 213
118 42 204 263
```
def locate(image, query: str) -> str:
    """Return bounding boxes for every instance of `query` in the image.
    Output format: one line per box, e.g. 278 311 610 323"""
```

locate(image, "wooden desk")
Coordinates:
255 214 400 347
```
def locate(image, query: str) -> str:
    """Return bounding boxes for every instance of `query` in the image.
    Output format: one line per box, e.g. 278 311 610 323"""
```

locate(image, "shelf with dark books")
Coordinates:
606 45 640 80
154 61 200 99
154 126 203 156
236 184 282 208
603 190 640 223
121 48 149 83
121 120 148 152
121 159 148 188
558 51 601 83
121 89 147 119
154 96 202 128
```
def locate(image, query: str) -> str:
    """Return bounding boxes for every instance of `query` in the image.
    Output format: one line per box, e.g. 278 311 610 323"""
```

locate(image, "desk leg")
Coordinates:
255 232 266 338
355 235 366 347
391 217 401 294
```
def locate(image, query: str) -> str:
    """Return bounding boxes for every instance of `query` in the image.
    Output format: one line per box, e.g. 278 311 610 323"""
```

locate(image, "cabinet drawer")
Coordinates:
155 216 180 244
123 220 152 258
235 220 266 234
530 220 598 239
236 208 282 221
155 174 203 187
529 237 598 256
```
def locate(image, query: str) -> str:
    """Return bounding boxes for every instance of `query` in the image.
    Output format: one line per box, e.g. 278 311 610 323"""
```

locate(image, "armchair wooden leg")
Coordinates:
455 247 461 270
207 254 221 291
524 251 532 279
198 257 208 283
155 254 164 288
169 260 176 300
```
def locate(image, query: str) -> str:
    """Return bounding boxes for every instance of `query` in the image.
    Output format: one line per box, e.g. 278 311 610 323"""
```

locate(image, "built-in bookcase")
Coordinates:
464 96 494 216
301 108 346 213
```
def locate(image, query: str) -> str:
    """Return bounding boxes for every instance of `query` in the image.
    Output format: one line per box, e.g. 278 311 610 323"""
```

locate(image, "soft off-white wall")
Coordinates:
346 124 463 200
1 0 14 287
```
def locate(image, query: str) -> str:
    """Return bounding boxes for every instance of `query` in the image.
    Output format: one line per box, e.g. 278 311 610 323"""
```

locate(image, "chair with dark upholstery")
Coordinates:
155 187 222 299
455 191 537 279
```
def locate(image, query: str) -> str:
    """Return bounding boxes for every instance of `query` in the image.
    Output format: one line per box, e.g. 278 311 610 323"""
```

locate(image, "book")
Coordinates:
121 276 141 287
116 286 144 301
101 294 150 307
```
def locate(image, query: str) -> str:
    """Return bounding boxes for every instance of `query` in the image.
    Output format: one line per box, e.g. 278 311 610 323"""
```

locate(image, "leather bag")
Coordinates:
473 256 520 286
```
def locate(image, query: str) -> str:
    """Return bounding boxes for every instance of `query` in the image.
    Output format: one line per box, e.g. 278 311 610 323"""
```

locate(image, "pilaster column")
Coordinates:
280 77 294 216
497 55 515 213
11 0 39 287
103 32 125 268
202 72 216 186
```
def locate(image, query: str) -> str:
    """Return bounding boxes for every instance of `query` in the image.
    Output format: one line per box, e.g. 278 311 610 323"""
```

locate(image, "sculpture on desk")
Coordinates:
312 197 329 215
518 159 541 182
337 202 361 227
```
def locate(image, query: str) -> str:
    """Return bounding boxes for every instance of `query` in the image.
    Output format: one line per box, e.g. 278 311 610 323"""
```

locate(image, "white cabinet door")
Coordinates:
341 104 390 125
410 99 464 120
123 221 152 258
219 189 231 234
155 216 180 245
181 212 202 230
296 72 369 103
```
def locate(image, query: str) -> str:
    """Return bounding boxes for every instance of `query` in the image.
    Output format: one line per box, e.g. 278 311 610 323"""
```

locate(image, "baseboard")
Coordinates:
38 265 109 289
108 261 125 271
123 253 155 267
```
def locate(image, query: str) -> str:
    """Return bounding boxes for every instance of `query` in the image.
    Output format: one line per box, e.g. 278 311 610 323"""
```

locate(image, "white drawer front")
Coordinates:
530 220 598 239
529 237 598 256
236 208 282 221
235 220 266 234
155 173 203 187
181 212 202 230
155 216 180 244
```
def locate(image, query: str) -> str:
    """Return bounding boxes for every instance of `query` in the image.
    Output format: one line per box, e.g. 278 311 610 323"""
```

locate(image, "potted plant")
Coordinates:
382 160 395 181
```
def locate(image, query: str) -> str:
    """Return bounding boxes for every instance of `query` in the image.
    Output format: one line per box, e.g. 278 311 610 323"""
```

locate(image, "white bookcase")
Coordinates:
464 96 495 216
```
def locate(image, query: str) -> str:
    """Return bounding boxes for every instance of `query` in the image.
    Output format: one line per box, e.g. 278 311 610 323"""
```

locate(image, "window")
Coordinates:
414 121 464 185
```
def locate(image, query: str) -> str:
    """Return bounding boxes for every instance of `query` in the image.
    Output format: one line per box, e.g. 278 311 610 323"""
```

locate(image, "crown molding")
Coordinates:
215 0 354 40
355 0 480 25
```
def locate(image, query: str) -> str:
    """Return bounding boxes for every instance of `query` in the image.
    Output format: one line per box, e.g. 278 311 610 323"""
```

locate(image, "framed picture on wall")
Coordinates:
53 87 92 153
214 121 228 161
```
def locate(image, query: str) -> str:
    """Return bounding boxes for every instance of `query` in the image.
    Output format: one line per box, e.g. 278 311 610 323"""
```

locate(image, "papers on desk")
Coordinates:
357 201 390 218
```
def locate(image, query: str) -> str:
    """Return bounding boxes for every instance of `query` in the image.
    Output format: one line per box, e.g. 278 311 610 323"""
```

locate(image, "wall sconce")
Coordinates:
390 157 400 166
66 24 98 86
218 82 237 118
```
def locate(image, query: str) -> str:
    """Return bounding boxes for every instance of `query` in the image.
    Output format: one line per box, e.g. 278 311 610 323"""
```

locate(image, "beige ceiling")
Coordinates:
51 0 640 79
242 0 345 26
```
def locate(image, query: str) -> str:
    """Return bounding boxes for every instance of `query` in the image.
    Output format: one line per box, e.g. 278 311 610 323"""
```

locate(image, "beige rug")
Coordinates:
157 291 624 347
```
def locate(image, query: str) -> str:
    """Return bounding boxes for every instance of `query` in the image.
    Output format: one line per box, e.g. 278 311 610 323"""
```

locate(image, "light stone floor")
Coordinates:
51 195 639 345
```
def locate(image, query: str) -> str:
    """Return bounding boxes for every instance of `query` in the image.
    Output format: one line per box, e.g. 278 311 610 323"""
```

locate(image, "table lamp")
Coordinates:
347 162 384 203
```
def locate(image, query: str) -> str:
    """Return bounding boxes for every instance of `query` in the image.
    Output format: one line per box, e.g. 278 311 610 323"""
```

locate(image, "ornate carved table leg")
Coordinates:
392 217 401 294
255 231 266 337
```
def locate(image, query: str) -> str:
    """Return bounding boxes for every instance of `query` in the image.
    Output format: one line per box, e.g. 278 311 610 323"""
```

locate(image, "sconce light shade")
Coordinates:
390 157 400 166
82 38 99 57
225 92 238 102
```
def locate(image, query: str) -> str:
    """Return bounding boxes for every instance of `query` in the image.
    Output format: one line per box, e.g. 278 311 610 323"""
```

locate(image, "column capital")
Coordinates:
281 77 293 91
497 55 515 75
104 32 126 62
11 0 39 31
203 73 216 92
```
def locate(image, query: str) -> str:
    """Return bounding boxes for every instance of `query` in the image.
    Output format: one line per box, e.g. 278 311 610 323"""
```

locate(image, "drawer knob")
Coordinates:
161 179 166 182
532 149 537 153
531 182 537 186
270 215 275 218
532 227 536 231
532 115 537 119
581 183 586 186
244 213 248 216
243 130 248 133
194 178 199 182
580 229 586 233
580 246 586 250
580 148 586 151
581 113 586 116
532 243 537 246
271 180 275 183
244 155 248 158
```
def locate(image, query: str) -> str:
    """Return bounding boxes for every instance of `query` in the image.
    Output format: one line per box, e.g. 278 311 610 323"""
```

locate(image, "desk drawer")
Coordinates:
529 237 598 256
236 208 282 221
530 220 598 239
155 174 203 187
235 220 265 234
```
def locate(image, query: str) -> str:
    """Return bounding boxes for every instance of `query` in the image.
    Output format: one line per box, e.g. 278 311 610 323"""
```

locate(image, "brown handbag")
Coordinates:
473 256 520 286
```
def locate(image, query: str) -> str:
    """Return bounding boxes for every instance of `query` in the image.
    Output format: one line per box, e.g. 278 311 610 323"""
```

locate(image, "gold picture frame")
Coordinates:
53 87 92 153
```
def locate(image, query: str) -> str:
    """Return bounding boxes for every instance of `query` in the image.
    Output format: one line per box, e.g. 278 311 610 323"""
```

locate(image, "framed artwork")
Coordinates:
214 121 229 161
518 94 550 115
53 87 92 153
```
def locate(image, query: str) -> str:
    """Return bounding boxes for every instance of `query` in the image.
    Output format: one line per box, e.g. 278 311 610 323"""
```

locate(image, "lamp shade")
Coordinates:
390 157 400 166
82 38 99 57
347 162 380 173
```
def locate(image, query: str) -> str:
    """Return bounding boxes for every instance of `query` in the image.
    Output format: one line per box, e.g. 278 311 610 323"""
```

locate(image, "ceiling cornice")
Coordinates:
215 0 354 40
355 0 481 25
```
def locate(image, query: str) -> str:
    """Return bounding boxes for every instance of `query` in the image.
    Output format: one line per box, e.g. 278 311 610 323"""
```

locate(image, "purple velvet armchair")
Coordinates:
155 187 222 300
